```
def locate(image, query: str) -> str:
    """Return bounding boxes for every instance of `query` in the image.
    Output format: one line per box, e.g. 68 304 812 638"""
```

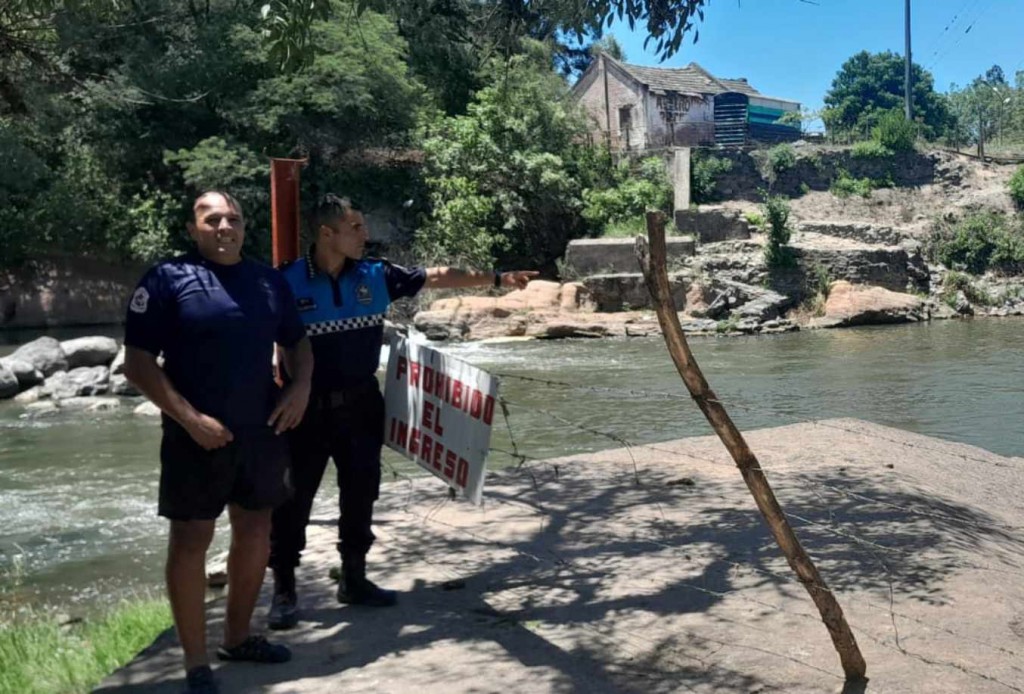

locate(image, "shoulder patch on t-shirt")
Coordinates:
130 287 150 314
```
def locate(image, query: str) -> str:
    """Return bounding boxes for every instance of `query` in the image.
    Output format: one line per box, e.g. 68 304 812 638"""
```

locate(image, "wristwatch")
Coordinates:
493 271 502 288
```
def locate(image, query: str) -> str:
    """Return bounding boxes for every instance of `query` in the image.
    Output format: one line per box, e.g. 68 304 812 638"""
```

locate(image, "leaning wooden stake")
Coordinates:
636 211 867 682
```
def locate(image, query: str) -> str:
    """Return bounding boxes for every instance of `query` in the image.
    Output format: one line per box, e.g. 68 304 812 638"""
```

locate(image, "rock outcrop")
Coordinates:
811 281 926 328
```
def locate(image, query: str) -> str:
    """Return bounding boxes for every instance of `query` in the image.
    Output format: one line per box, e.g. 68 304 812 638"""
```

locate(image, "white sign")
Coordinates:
383 338 498 504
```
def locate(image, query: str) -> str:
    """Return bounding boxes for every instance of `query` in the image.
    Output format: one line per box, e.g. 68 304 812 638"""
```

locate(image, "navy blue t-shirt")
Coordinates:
124 253 306 436
280 251 426 392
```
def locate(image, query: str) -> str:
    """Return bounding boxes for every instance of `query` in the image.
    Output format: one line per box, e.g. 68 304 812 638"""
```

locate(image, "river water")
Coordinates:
1 319 1021 617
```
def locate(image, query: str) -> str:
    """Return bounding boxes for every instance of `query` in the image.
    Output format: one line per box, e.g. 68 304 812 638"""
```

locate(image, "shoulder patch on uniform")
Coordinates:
129 287 150 314
355 282 373 305
296 297 317 311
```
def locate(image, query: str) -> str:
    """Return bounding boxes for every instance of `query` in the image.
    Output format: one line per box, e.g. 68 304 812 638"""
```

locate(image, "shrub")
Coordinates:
690 151 732 203
1010 165 1024 211
830 170 874 198
582 157 673 234
762 194 794 267
601 216 646 238
766 143 797 175
931 211 1024 275
942 270 993 306
743 210 765 229
851 139 892 159
872 109 917 153
751 143 797 188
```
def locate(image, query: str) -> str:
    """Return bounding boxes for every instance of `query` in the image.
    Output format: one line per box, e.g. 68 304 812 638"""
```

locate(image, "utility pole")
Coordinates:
905 0 913 121
602 53 613 152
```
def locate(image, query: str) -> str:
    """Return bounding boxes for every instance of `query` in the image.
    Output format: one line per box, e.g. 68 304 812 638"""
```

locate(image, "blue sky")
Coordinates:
605 0 1023 129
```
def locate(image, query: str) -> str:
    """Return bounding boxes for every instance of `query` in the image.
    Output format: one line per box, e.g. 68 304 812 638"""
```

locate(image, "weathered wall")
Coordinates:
1 255 146 329
709 148 938 202
644 94 715 148
575 60 647 149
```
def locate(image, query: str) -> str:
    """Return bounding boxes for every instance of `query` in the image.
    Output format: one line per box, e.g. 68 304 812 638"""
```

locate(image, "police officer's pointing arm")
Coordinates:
424 267 538 291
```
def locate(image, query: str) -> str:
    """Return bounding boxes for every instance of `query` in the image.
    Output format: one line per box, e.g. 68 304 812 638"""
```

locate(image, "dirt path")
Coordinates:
97 419 1024 693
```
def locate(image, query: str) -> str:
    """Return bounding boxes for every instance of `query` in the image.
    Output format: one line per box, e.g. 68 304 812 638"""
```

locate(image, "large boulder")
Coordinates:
109 346 127 375
42 366 110 399
61 336 119 369
811 281 926 328
14 386 44 404
0 364 19 398
0 357 45 389
582 273 688 312
134 400 162 417
59 396 121 412
9 336 68 377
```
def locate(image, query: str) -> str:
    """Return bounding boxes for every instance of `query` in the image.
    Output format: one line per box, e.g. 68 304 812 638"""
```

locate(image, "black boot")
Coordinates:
268 567 299 630
337 554 397 607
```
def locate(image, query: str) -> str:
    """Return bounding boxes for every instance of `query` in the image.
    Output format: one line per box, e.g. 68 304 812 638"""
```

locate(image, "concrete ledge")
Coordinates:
565 236 694 277
675 206 753 243
99 420 1024 694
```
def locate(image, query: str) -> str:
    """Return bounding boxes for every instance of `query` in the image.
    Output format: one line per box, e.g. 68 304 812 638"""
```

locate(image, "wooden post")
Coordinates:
635 211 867 682
270 158 304 267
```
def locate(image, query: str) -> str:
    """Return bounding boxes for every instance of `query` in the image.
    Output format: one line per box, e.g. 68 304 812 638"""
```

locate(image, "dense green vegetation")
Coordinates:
823 51 951 140
930 211 1024 275
1010 165 1024 210
0 0 719 270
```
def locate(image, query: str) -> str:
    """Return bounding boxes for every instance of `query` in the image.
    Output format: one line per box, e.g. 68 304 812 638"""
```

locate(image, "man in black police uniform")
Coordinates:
268 194 536 629
124 191 313 694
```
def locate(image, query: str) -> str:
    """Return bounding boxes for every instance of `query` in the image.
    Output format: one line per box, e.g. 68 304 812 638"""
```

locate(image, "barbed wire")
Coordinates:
495 371 1018 472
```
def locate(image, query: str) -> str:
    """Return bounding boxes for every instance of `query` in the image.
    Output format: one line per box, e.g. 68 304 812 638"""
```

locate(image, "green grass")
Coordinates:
0 598 171 694
601 216 646 238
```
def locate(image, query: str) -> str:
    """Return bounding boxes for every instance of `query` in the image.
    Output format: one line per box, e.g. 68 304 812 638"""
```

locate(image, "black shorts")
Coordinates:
158 420 293 521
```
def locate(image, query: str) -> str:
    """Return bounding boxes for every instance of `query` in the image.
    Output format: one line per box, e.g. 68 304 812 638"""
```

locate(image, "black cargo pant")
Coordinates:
269 382 385 572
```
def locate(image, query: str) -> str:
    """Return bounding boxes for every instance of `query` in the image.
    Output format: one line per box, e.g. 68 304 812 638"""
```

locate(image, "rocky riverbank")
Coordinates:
0 336 160 416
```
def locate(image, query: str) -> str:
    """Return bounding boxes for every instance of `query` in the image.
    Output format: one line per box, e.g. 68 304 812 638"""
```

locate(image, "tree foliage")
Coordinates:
823 50 950 139
417 41 604 271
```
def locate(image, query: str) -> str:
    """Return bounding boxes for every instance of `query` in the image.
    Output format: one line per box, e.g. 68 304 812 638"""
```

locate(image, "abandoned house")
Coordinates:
572 55 801 150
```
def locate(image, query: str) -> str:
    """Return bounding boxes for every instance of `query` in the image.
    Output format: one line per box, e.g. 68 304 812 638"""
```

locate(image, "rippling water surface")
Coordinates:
1 319 1021 614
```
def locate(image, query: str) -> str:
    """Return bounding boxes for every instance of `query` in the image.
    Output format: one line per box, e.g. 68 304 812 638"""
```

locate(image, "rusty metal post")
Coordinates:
270 158 304 267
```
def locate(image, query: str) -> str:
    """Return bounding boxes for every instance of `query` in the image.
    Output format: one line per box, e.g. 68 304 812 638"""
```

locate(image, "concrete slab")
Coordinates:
97 420 1024 693
565 237 695 277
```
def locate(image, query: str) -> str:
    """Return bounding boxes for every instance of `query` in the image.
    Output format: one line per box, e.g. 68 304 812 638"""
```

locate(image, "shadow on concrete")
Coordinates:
96 453 1023 693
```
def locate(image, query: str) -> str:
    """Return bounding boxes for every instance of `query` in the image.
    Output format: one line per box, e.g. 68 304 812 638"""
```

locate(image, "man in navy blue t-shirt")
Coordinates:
267 194 536 630
124 191 313 694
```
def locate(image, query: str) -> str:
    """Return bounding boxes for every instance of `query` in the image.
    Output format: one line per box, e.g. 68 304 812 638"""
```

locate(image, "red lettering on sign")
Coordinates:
422 401 434 431
396 356 407 382
470 390 482 419
409 429 420 456
396 419 408 448
423 366 434 393
432 439 444 470
452 380 463 408
444 449 457 480
421 434 434 467
409 362 421 387
483 396 495 425
456 457 469 487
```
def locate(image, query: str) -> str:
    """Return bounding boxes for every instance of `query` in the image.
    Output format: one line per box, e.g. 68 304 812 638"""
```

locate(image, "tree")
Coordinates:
417 41 602 271
823 50 951 140
264 0 710 72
